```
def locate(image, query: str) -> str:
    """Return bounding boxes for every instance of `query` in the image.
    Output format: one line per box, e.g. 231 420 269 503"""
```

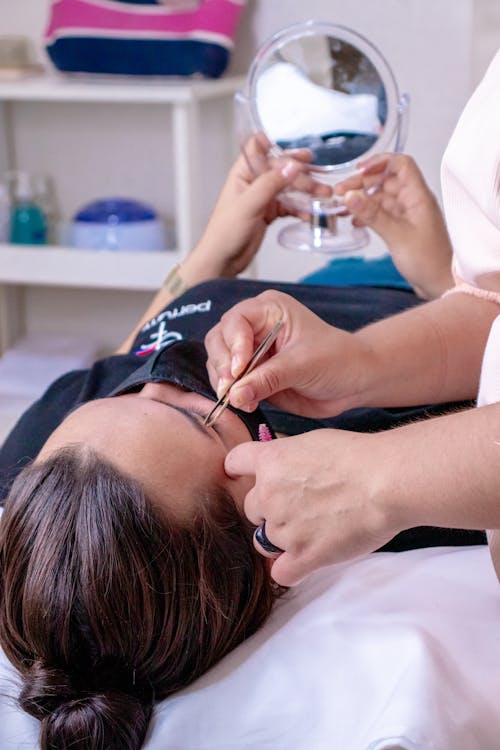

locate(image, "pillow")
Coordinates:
44 0 245 77
0 546 499 749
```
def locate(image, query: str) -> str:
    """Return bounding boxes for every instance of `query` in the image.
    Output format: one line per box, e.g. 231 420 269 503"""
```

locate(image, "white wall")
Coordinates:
1 0 497 347
2 0 476 199
473 0 500 83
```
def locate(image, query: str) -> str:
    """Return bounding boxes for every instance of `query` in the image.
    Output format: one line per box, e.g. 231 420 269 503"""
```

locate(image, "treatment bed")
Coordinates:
0 544 498 749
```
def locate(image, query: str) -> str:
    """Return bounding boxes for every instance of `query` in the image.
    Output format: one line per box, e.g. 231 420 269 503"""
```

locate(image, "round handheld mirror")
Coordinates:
236 20 409 254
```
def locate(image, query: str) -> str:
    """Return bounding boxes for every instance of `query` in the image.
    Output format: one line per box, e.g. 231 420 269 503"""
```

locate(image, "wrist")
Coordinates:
413 267 454 301
185 233 233 280
366 430 418 535
341 431 409 540
176 245 225 289
345 333 381 409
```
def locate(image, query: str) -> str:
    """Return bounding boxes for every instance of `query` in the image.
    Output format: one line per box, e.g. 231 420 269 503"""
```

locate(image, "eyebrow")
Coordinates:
149 399 216 441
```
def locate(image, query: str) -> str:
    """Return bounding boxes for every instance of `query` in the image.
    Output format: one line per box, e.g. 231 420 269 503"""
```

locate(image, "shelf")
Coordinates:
0 69 241 352
0 71 243 256
0 72 246 104
0 245 179 291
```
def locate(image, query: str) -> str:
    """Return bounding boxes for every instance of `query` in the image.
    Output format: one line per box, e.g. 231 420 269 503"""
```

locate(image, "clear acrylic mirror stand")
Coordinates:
236 21 410 256
277 93 410 255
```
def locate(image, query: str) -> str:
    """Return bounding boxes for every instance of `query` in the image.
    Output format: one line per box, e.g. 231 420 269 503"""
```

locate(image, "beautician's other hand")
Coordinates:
225 429 403 585
205 290 367 416
190 134 330 279
335 153 454 300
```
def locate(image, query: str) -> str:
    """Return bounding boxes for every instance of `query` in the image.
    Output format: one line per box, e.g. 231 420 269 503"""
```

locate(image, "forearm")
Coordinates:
352 292 499 408
115 244 226 354
376 402 500 532
116 140 305 355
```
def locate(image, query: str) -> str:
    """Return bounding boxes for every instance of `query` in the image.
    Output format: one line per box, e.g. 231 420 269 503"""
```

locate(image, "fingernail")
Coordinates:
281 160 298 178
217 378 231 398
231 354 244 378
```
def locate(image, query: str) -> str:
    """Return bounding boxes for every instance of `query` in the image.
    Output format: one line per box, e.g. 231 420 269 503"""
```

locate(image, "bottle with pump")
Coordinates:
10 172 47 245
0 183 10 243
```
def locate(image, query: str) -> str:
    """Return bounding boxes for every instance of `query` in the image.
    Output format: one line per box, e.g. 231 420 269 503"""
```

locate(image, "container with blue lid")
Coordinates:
70 198 168 252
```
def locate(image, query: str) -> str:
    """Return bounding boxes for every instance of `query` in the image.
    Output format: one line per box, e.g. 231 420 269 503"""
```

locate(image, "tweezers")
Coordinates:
203 318 283 428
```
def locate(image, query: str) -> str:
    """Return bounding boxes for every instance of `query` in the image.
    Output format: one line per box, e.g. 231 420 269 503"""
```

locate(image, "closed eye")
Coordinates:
186 404 222 435
146 399 222 441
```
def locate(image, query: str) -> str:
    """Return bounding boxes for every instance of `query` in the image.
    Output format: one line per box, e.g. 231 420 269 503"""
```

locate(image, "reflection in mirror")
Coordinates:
256 37 387 166
239 21 409 254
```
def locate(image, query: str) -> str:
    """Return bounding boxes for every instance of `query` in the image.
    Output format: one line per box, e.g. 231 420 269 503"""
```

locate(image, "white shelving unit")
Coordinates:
0 245 172 291
0 72 245 350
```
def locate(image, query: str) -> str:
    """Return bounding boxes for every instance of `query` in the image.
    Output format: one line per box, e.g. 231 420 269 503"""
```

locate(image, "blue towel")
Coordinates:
300 254 412 290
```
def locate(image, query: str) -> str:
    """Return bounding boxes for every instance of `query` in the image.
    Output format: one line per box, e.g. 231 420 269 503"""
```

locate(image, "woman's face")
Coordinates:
38 382 255 522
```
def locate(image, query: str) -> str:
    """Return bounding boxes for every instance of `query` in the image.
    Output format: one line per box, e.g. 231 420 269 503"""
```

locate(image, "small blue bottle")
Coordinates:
10 172 47 246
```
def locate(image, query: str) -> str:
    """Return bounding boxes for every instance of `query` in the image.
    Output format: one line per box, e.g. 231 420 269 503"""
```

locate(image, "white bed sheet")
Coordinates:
0 546 499 750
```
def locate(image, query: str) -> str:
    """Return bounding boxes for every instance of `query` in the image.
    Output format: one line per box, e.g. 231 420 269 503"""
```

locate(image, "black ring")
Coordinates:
255 522 284 554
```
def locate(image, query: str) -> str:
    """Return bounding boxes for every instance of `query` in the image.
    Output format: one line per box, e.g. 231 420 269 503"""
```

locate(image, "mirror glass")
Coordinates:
238 21 409 254
255 37 387 167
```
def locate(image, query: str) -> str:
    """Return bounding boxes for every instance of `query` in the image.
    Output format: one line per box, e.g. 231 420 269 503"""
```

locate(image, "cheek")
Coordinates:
228 474 255 511
179 442 231 494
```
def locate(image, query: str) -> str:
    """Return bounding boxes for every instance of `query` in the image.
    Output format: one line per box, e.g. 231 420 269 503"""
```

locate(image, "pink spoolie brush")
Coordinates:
258 424 273 442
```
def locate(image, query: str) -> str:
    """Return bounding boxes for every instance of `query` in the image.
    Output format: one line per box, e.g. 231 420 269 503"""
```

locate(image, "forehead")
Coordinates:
42 394 213 471
37 391 250 523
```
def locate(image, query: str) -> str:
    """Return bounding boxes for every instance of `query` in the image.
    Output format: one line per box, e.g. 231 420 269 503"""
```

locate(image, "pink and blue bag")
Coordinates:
44 0 245 78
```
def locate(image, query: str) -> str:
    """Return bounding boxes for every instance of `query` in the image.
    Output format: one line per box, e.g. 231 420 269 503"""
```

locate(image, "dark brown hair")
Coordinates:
0 446 278 749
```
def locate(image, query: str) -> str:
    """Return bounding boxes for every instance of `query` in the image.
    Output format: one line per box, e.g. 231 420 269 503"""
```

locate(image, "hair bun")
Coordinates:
20 663 152 750
20 660 76 719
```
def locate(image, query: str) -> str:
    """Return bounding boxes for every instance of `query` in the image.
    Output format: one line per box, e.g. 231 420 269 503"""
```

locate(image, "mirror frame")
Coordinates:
247 20 402 175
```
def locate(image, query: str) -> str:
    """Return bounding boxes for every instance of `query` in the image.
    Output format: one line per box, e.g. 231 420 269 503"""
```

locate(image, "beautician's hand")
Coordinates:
334 153 454 299
225 429 403 585
190 134 331 278
205 290 368 416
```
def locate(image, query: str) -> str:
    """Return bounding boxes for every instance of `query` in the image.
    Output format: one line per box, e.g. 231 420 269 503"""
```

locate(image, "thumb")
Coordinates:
224 441 262 479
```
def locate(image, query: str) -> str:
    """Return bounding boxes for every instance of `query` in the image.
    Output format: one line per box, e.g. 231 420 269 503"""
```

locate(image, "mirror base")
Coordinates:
278 218 369 255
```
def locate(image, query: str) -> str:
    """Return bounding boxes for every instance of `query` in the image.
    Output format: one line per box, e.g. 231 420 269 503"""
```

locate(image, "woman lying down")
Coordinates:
0 139 484 750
